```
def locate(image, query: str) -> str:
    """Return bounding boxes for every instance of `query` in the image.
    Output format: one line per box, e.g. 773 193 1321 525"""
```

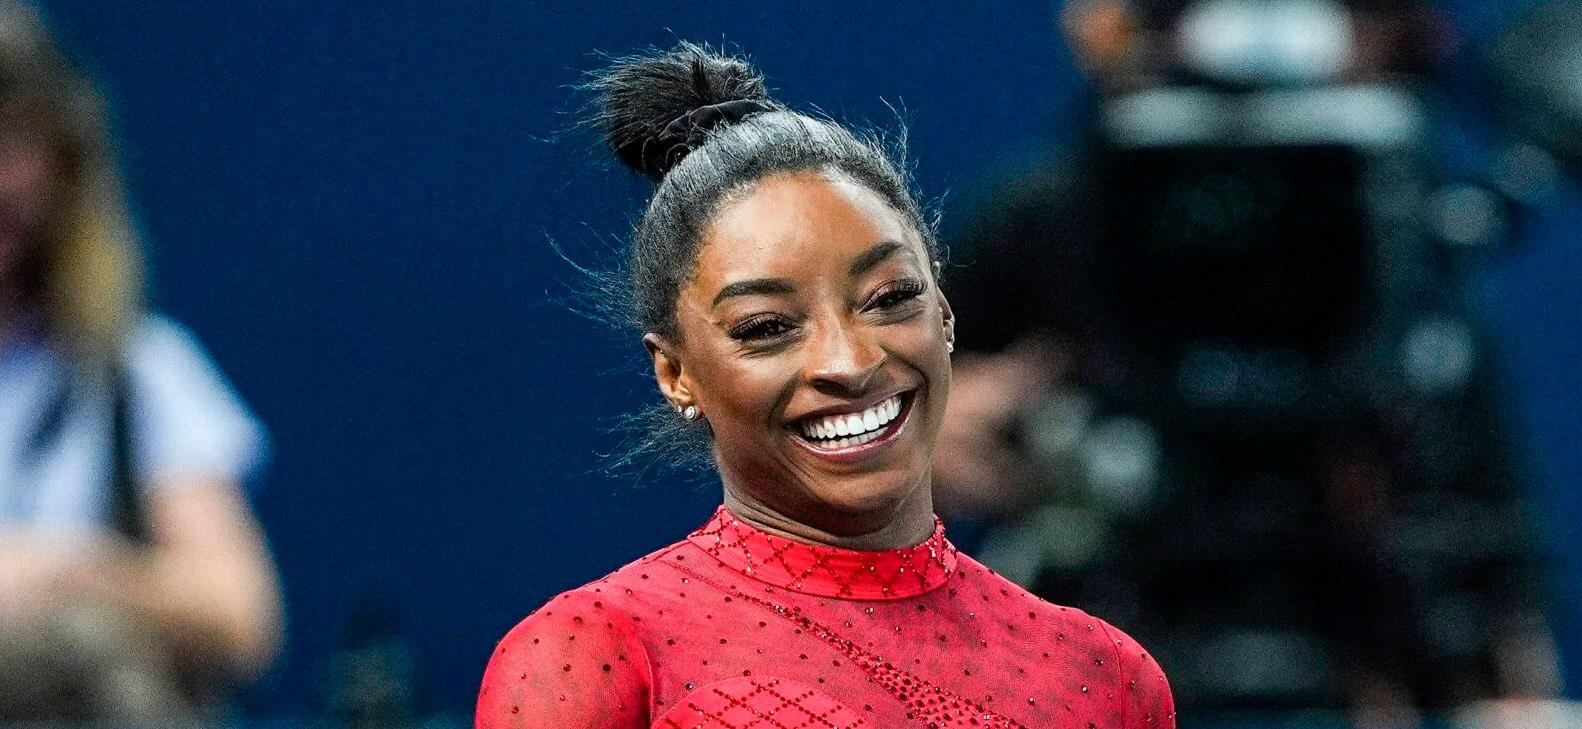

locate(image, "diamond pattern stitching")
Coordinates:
658 676 866 729
666 559 1026 728
687 508 958 600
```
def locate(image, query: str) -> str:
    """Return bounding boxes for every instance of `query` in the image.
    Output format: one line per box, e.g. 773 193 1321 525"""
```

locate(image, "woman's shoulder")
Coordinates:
122 314 268 484
956 551 1154 654
479 578 653 727
491 537 694 644
477 540 701 728
123 315 226 376
951 552 1176 725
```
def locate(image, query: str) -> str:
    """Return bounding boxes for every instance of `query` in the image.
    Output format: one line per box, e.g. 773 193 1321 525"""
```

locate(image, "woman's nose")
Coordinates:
806 319 884 396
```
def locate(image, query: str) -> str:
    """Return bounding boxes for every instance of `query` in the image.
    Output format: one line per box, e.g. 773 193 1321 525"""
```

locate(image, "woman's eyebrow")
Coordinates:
712 277 795 306
847 240 906 278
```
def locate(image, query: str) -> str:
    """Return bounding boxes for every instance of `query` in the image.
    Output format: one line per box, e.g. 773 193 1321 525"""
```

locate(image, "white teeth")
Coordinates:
796 394 905 444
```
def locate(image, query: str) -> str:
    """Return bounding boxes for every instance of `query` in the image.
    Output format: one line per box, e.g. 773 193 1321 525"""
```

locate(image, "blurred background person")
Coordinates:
936 0 1581 725
0 0 281 722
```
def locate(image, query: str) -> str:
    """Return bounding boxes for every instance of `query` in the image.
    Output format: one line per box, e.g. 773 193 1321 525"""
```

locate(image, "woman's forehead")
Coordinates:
694 171 925 283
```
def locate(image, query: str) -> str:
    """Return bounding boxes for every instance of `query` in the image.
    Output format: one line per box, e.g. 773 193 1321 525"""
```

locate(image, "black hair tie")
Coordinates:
642 99 773 179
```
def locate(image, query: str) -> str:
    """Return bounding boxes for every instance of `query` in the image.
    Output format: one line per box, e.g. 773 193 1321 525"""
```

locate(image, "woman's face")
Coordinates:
650 170 953 534
0 113 55 295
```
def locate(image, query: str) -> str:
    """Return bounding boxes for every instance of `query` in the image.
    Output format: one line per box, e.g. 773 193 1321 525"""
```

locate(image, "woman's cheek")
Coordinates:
894 319 947 363
714 359 793 422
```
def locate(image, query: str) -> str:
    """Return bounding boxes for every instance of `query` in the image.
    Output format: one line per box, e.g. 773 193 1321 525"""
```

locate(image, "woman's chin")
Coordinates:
805 472 925 521
783 434 936 522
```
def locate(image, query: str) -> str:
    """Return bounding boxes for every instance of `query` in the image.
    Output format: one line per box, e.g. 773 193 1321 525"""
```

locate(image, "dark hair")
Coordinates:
584 42 938 471
588 41 938 342
0 0 143 362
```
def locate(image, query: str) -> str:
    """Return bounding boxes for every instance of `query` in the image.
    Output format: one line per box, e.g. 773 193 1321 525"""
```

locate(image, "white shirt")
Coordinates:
0 315 266 532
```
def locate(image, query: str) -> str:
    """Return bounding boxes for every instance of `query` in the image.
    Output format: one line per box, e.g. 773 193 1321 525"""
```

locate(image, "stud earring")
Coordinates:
946 340 955 354
682 405 700 421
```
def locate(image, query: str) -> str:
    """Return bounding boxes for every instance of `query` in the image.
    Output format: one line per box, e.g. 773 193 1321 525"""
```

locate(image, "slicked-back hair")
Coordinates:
588 42 938 343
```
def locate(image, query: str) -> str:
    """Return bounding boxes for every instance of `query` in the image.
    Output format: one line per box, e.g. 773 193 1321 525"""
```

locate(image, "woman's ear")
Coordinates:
644 333 695 409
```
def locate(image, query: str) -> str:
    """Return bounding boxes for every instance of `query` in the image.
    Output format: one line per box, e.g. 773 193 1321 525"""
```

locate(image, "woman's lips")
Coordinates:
788 391 915 460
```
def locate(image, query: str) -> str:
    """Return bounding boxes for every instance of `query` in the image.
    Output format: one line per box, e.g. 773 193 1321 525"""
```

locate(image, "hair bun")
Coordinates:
590 42 772 181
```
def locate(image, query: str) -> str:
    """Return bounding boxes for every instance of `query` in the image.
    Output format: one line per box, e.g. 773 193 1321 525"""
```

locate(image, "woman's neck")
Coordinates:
720 479 937 551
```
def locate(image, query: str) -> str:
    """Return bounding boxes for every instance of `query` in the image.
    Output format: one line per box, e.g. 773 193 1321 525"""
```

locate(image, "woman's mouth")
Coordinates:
789 391 915 458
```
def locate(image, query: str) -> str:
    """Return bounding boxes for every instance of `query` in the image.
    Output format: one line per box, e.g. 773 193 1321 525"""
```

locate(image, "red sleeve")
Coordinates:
1099 621 1176 729
475 589 650 728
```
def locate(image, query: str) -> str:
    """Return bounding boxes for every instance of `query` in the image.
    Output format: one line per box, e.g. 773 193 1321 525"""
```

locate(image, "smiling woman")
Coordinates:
475 43 1174 728
664 171 949 546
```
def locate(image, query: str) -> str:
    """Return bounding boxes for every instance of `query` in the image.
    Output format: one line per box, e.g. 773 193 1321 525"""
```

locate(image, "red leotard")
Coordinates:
478 507 1175 728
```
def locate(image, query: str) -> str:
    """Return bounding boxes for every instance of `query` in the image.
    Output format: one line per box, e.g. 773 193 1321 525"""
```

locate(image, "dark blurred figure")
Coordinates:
0 0 281 722
317 600 427 729
1485 2 1582 186
938 0 1575 724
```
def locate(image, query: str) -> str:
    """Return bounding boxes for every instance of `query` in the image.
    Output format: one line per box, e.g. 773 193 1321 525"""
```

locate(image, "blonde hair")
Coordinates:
1 0 141 363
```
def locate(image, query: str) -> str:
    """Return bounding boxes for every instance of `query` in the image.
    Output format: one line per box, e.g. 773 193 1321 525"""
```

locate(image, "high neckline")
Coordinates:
686 505 958 600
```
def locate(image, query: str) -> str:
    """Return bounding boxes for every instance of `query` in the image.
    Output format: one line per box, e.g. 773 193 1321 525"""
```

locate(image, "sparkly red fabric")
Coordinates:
477 507 1175 728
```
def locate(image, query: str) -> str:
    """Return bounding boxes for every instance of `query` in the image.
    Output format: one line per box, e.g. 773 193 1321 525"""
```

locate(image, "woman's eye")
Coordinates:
729 317 794 341
868 279 926 310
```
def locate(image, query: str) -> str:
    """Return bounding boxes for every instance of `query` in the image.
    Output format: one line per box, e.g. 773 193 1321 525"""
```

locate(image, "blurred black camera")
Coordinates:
979 0 1567 715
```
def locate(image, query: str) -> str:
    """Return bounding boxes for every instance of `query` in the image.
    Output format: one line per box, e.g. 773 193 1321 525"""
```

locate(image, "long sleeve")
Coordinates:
476 589 650 728
1100 621 1176 729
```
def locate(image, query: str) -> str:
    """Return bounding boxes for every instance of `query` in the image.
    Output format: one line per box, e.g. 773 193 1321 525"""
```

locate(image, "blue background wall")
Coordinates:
33 0 1579 717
